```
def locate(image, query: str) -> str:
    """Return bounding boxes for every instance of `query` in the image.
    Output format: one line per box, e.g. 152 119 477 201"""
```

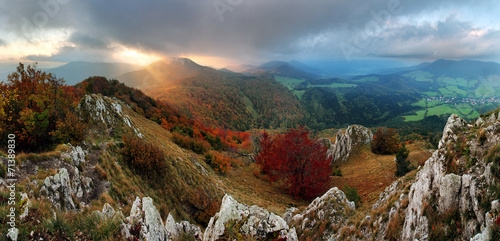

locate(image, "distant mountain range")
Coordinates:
45 61 143 85
225 60 321 80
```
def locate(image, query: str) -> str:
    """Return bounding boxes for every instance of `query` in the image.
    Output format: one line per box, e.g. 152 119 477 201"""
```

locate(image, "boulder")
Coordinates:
203 194 296 241
40 168 76 211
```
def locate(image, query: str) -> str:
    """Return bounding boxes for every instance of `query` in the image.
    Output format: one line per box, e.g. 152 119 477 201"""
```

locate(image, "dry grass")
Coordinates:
220 158 308 215
406 141 433 167
331 145 397 209
330 142 431 210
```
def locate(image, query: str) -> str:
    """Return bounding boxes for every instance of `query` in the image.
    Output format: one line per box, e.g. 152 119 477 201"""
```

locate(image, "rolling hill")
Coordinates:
46 61 143 85
115 58 305 131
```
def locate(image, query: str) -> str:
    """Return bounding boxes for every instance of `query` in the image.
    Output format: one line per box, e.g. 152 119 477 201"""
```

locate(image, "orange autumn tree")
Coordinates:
0 63 85 151
371 127 399 155
256 127 332 200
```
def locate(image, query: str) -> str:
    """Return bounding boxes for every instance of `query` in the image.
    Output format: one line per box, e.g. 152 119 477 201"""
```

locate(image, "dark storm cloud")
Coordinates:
68 33 108 50
1 0 499 62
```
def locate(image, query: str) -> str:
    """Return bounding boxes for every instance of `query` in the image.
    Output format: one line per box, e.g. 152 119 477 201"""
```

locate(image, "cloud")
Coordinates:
1 0 499 63
0 38 5 46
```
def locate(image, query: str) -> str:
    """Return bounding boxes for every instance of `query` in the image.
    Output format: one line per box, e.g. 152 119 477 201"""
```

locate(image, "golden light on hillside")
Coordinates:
179 55 243 69
115 48 162 65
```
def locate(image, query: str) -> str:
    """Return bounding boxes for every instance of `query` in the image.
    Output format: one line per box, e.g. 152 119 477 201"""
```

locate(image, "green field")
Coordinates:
274 76 304 90
446 86 468 96
293 90 306 99
403 71 433 82
404 102 485 122
317 83 357 88
437 77 467 87
352 76 379 83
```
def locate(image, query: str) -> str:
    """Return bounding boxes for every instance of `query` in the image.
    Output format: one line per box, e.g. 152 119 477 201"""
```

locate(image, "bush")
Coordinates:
343 184 361 207
332 167 343 177
256 127 332 200
395 143 413 177
205 151 232 174
371 127 399 155
172 132 211 154
122 134 166 178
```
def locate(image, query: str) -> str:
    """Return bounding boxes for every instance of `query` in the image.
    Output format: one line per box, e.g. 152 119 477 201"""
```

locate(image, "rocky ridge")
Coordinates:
327 125 373 163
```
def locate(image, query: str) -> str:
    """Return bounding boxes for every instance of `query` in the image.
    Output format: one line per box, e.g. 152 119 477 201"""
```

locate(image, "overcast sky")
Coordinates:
0 0 499 68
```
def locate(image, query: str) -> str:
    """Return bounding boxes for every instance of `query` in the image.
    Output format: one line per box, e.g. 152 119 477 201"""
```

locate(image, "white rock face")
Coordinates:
79 94 143 137
61 144 86 167
327 125 373 163
142 197 168 241
203 194 297 241
165 213 203 241
401 114 496 240
40 168 76 211
290 187 355 240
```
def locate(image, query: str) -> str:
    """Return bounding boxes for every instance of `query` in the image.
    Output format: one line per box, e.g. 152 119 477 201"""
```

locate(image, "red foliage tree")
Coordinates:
256 127 332 199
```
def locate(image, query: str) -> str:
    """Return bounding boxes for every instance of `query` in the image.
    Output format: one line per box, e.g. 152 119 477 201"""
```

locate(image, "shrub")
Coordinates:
371 127 399 155
478 128 487 145
343 184 361 207
256 127 332 200
122 134 166 178
332 167 343 177
395 143 413 177
205 151 232 174
172 132 211 154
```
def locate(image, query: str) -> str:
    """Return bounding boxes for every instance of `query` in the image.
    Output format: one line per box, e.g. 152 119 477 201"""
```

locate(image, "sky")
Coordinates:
0 0 499 69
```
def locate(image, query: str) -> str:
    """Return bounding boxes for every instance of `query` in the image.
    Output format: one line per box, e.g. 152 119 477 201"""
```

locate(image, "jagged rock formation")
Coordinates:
165 213 203 240
401 114 500 240
79 94 143 137
327 125 373 163
40 168 77 211
119 197 202 241
203 194 297 241
287 187 355 240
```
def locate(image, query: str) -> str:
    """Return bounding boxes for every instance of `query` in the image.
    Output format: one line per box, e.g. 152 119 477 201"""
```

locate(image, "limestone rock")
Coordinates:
289 187 355 240
61 144 86 167
40 168 76 211
7 227 18 241
327 125 373 163
19 193 30 221
203 194 296 241
79 94 143 138
165 213 203 241
142 197 168 241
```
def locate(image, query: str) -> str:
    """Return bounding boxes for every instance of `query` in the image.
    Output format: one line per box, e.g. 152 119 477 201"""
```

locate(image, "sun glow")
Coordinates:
114 48 162 66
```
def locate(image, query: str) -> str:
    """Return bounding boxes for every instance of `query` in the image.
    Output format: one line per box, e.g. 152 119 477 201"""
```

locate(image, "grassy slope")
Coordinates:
330 142 431 209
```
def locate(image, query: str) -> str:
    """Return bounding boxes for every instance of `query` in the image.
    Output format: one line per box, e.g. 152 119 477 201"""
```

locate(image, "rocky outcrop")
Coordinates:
203 194 297 241
122 197 168 241
119 197 203 241
39 167 94 211
165 213 203 240
79 94 143 137
40 168 76 211
288 187 355 240
327 125 373 163
401 114 500 240
61 144 86 167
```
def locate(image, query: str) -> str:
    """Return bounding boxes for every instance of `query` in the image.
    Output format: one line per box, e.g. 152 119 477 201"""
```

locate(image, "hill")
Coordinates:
115 58 305 131
46 61 143 85
242 60 320 80
115 58 208 89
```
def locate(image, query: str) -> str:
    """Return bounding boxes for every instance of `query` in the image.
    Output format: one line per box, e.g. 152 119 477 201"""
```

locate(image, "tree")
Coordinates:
0 63 85 151
371 127 399 155
255 127 332 199
395 143 413 177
